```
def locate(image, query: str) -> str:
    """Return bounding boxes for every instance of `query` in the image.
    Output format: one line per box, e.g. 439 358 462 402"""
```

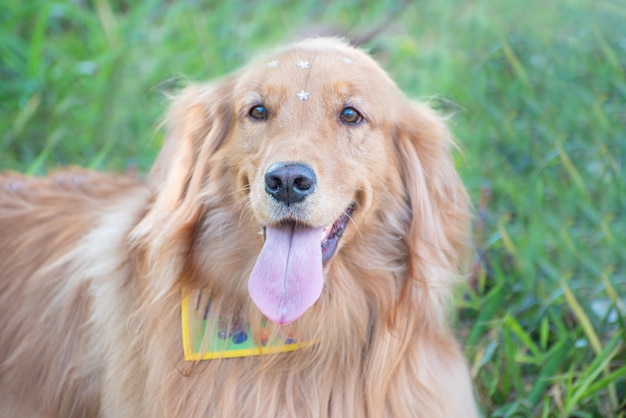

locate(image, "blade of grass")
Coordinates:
560 276 601 355
564 332 622 414
27 3 50 79
560 275 620 411
8 93 41 146
526 339 569 407
555 139 589 197
94 0 119 47
496 215 519 263
499 37 531 90
591 24 622 76
467 284 506 348
26 130 62 175
503 314 542 359
583 364 626 398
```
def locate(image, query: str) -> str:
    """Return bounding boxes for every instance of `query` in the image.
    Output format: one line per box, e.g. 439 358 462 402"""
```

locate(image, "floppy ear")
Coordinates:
129 77 235 299
394 101 471 324
148 79 235 218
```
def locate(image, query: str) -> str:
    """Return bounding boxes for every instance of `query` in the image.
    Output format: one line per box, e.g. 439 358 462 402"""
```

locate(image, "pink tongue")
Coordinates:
248 224 324 325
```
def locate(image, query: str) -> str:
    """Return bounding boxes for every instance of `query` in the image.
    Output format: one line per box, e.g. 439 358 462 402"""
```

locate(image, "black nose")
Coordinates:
264 163 317 205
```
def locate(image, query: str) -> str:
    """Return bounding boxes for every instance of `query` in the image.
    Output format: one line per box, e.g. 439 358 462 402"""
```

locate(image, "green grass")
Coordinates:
1 0 624 416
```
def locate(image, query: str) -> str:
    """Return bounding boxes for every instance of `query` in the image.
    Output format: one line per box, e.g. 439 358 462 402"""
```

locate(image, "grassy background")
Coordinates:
1 0 624 416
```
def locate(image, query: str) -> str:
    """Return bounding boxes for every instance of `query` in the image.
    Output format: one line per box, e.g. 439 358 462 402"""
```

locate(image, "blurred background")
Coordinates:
1 0 624 415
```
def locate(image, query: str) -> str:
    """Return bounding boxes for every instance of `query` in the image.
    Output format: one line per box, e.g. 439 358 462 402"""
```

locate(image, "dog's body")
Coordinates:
0 38 478 417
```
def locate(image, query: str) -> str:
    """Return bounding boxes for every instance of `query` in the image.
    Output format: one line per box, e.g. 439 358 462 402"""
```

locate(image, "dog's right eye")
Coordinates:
340 107 364 125
249 105 268 120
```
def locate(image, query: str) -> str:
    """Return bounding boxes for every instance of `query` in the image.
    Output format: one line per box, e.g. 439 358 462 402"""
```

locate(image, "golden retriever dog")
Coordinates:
0 38 479 417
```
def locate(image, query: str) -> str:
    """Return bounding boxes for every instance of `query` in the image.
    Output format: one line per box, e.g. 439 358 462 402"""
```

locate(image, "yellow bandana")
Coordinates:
181 289 314 361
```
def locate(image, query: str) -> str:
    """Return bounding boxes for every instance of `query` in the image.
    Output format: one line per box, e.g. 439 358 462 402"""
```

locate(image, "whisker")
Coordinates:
345 208 361 238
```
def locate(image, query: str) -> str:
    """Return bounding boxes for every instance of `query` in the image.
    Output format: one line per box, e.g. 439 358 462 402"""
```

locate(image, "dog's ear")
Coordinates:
148 79 235 218
393 101 471 322
130 77 235 298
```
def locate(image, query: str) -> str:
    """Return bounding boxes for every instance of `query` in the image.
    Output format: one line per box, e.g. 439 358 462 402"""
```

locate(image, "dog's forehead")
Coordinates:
238 43 393 100
265 44 365 72
231 40 404 126
282 46 376 80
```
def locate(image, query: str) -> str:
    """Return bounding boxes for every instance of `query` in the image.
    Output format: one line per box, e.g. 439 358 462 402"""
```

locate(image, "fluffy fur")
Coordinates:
0 38 478 417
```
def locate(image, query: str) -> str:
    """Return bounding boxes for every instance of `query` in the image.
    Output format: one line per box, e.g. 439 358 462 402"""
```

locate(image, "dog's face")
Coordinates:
137 38 468 327
232 47 395 231
224 41 403 324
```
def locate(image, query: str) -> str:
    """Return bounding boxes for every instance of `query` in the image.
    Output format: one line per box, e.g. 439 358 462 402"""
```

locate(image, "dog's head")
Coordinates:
133 38 470 326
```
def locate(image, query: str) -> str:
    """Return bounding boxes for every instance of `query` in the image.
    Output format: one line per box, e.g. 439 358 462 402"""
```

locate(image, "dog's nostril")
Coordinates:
265 175 282 191
264 163 317 205
293 176 313 192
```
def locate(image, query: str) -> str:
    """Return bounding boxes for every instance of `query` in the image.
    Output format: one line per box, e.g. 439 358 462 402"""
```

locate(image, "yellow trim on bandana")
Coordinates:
181 289 315 361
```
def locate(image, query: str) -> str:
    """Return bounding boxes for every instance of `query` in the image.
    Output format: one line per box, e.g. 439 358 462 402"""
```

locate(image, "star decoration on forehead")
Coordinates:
297 60 310 69
297 90 309 100
342 56 353 64
267 60 279 68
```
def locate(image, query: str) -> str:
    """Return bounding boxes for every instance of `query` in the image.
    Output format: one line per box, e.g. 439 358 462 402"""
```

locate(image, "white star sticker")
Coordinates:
297 60 309 69
297 90 309 100
267 60 278 68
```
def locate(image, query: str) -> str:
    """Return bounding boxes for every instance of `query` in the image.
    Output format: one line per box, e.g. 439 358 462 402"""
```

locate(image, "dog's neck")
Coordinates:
181 288 316 361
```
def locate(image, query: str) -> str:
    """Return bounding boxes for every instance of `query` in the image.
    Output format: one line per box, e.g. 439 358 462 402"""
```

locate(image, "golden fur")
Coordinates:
0 38 478 417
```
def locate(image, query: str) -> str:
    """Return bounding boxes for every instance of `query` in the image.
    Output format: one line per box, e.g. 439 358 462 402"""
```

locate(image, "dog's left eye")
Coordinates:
340 107 363 125
249 105 268 120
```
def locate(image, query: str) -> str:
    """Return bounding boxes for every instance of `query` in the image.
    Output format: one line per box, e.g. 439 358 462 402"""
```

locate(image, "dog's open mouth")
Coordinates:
320 203 356 263
248 203 356 325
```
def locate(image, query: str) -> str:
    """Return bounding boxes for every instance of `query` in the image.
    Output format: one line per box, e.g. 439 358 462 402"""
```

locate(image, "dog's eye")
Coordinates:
249 105 268 120
340 107 363 125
